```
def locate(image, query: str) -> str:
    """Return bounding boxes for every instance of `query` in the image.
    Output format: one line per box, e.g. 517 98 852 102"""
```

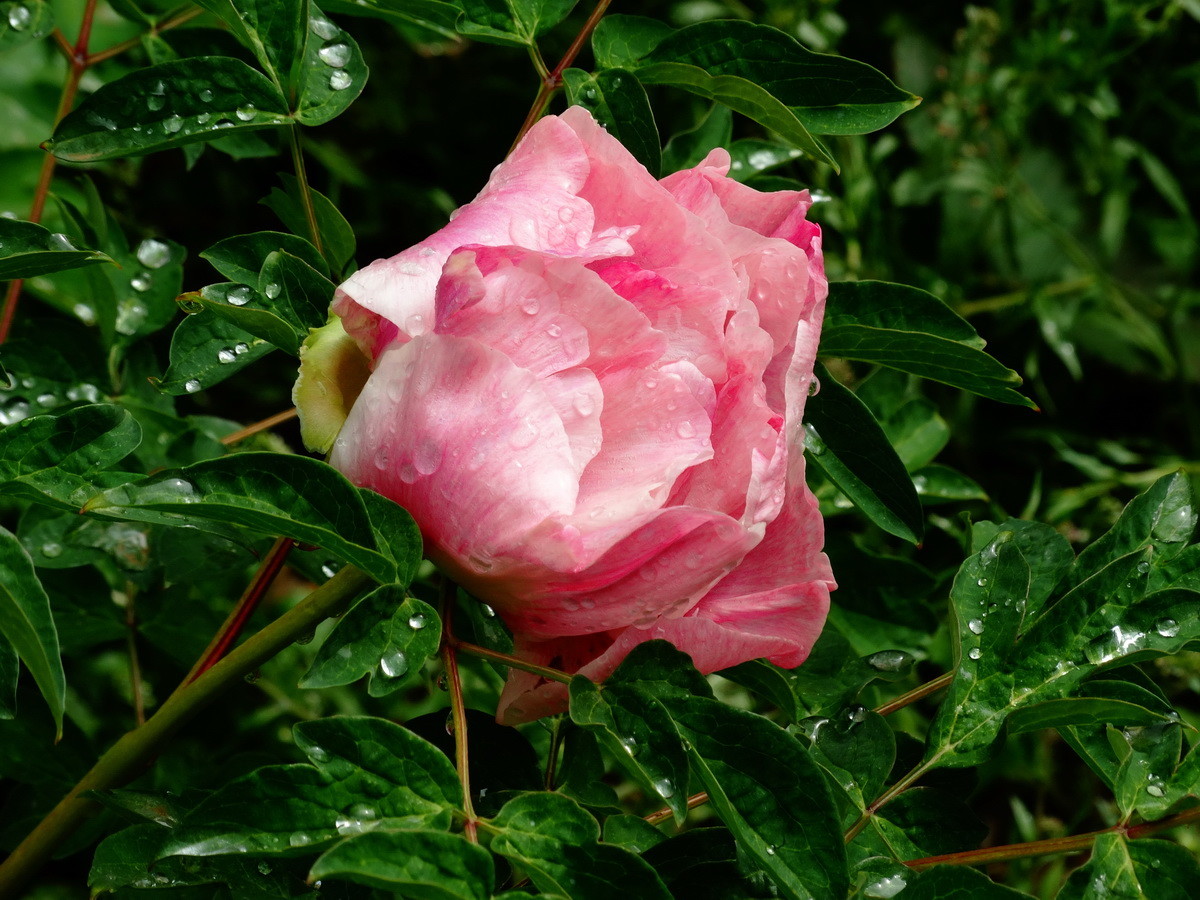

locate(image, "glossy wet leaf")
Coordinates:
0 636 15 719
913 464 988 503
0 0 53 50
489 792 671 900
192 0 306 86
821 281 1034 408
0 404 141 510
562 68 660 177
47 58 291 162
662 695 848 900
322 0 461 43
82 453 421 585
456 0 577 46
1057 834 1200 900
569 677 689 822
0 526 63 736
800 708 895 829
636 20 919 136
635 61 836 169
261 175 356 274
902 865 1035 898
0 218 113 280
189 282 303 355
161 716 461 857
156 310 274 396
293 8 369 126
591 14 672 69
310 829 494 898
201 230 329 283
804 364 923 544
606 639 713 700
300 587 440 696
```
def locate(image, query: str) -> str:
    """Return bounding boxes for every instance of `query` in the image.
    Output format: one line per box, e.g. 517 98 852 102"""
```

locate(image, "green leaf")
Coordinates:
0 404 142 510
0 0 54 50
189 282 305 355
635 61 836 169
310 829 494 897
913 464 988 503
804 364 924 543
569 677 690 822
261 175 356 274
489 792 672 900
456 0 577 46
202 230 329 283
1009 676 1179 735
606 639 713 700
258 250 335 330
0 636 15 719
155 310 275 396
970 519 1074 620
591 14 673 69
1068 471 1196 590
602 813 666 854
0 526 64 736
562 68 660 177
637 21 919 136
821 282 1035 408
47 58 292 161
662 695 848 900
82 453 421 585
162 716 462 857
192 0 306 87
660 103 732 173
322 0 462 43
902 865 1035 898
1057 834 1200 900
0 219 113 280
300 587 440 696
800 708 896 826
293 7 369 126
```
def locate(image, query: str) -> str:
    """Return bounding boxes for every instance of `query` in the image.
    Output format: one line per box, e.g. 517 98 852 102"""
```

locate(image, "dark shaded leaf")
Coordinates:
0 218 112 280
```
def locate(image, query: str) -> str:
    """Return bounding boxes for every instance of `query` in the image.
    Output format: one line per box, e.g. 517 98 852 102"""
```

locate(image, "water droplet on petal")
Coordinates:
808 376 821 396
521 297 540 315
184 379 202 393
329 70 352 91
676 420 697 439
572 392 595 417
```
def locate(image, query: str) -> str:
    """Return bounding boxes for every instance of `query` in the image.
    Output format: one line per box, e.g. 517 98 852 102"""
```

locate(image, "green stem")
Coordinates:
289 126 324 257
453 638 572 684
439 582 478 843
0 566 372 899
905 806 1200 871
844 761 931 843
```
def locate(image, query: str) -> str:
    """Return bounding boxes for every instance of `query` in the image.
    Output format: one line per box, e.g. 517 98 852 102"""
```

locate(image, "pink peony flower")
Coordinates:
315 107 834 723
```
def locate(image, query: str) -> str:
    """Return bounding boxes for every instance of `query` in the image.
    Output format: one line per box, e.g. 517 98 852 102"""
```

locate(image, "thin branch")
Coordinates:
123 583 145 726
439 580 478 843
182 537 296 685
87 5 203 66
452 638 573 684
510 0 613 152
0 566 373 898
845 761 931 843
645 791 709 827
220 408 299 446
874 671 954 717
904 806 1200 871
289 126 324 256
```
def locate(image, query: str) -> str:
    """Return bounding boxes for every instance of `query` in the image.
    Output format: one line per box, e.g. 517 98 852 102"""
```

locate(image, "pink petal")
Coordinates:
330 334 579 574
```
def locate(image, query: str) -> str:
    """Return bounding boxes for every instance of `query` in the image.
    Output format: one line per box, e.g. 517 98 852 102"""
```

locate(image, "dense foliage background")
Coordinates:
0 0 1198 897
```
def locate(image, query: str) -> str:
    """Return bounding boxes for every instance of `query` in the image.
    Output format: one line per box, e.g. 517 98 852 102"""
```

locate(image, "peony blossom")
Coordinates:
302 107 835 723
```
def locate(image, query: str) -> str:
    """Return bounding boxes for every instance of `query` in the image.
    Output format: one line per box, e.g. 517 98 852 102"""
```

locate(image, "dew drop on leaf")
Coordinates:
968 618 984 635
163 116 183 133
41 542 62 559
968 647 982 660
379 650 408 678
199 89 213 103
329 70 352 91
184 379 202 393
235 104 256 121
217 348 236 364
263 282 280 299
1156 618 1179 638
653 778 675 799
310 16 339 39
7 5 32 30
318 42 351 68
136 238 171 269
226 285 252 306
408 613 427 630
130 272 152 292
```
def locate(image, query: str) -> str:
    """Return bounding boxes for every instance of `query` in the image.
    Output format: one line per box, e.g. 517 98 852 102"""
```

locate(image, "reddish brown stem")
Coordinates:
452 637 572 684
183 537 296 684
874 671 954 717
644 791 710 826
510 0 614 151
905 806 1200 871
220 408 299 446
